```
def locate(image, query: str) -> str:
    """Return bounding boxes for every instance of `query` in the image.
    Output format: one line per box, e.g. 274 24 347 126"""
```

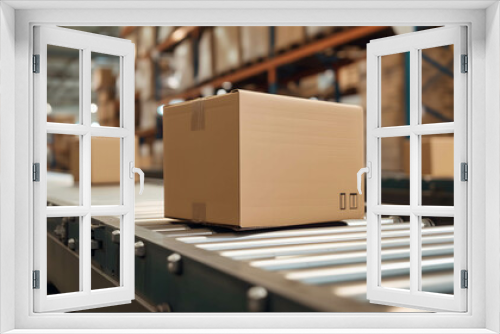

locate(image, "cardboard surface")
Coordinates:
163 90 364 228
402 135 454 178
213 26 241 75
241 26 269 64
71 136 139 184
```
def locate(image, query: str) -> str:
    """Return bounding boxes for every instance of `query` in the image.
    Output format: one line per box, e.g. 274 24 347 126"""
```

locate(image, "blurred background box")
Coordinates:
173 38 194 91
304 26 333 40
71 136 140 184
197 28 214 83
274 26 305 53
240 26 269 64
402 136 453 177
157 26 174 44
92 68 115 91
135 57 155 101
213 26 241 75
137 27 156 58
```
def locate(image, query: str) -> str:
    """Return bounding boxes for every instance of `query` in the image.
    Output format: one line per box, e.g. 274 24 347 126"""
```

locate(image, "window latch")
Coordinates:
357 162 371 195
129 161 144 195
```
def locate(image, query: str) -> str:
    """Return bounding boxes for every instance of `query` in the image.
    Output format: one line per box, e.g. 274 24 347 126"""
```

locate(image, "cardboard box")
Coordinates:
163 90 364 229
136 58 155 101
402 136 453 177
305 26 333 39
92 68 115 91
71 137 139 184
173 38 194 91
213 26 241 75
274 27 305 53
197 29 214 83
241 26 269 64
137 27 156 58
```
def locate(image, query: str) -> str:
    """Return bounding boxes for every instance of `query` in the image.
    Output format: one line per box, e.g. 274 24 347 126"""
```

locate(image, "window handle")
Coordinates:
129 161 144 195
357 162 372 195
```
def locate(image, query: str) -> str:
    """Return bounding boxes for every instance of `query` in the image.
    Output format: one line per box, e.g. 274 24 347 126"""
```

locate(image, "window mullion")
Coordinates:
81 47 92 294
409 47 420 294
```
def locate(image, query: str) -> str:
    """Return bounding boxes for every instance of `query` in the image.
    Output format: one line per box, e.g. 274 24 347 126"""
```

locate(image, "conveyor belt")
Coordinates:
46 173 453 312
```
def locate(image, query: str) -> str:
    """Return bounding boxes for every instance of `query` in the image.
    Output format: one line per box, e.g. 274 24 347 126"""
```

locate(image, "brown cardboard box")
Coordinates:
213 26 241 75
274 27 305 53
197 29 214 83
240 26 269 64
163 90 364 229
402 136 453 177
92 68 115 91
173 39 194 91
71 136 139 184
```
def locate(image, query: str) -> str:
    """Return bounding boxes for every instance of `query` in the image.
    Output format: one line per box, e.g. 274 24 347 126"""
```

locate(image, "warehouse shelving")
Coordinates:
156 26 389 105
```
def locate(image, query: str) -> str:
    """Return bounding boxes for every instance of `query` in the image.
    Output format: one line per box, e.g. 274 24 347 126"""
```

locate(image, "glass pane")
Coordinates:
91 216 121 290
420 216 454 295
47 45 80 124
380 215 410 290
91 52 121 127
47 134 80 206
421 134 454 206
380 52 409 127
381 137 409 205
47 216 80 294
91 137 121 205
421 45 454 124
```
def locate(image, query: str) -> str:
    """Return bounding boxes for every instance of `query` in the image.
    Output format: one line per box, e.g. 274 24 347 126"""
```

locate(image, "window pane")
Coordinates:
91 216 121 290
380 215 410 290
91 137 121 205
421 45 454 124
421 134 454 206
91 52 121 127
420 216 454 295
380 52 409 127
47 134 80 206
47 45 80 124
381 137 409 205
47 216 80 294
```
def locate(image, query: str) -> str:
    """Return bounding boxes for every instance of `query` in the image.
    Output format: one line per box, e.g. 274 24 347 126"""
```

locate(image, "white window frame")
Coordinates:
1 1 499 333
366 26 467 312
33 26 136 313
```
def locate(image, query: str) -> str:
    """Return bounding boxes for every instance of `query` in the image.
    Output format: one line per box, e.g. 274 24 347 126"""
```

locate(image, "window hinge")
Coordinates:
33 163 40 182
33 54 40 73
33 270 40 289
461 54 468 73
461 270 468 289
461 162 468 181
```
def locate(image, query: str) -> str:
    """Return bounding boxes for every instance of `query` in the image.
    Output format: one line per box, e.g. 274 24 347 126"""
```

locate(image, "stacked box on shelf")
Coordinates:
157 26 174 45
136 57 155 101
274 26 305 53
213 26 241 75
240 26 269 64
402 136 454 178
47 114 76 171
304 26 333 40
137 27 156 58
197 28 214 83
70 136 140 184
173 38 195 91
93 68 120 127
